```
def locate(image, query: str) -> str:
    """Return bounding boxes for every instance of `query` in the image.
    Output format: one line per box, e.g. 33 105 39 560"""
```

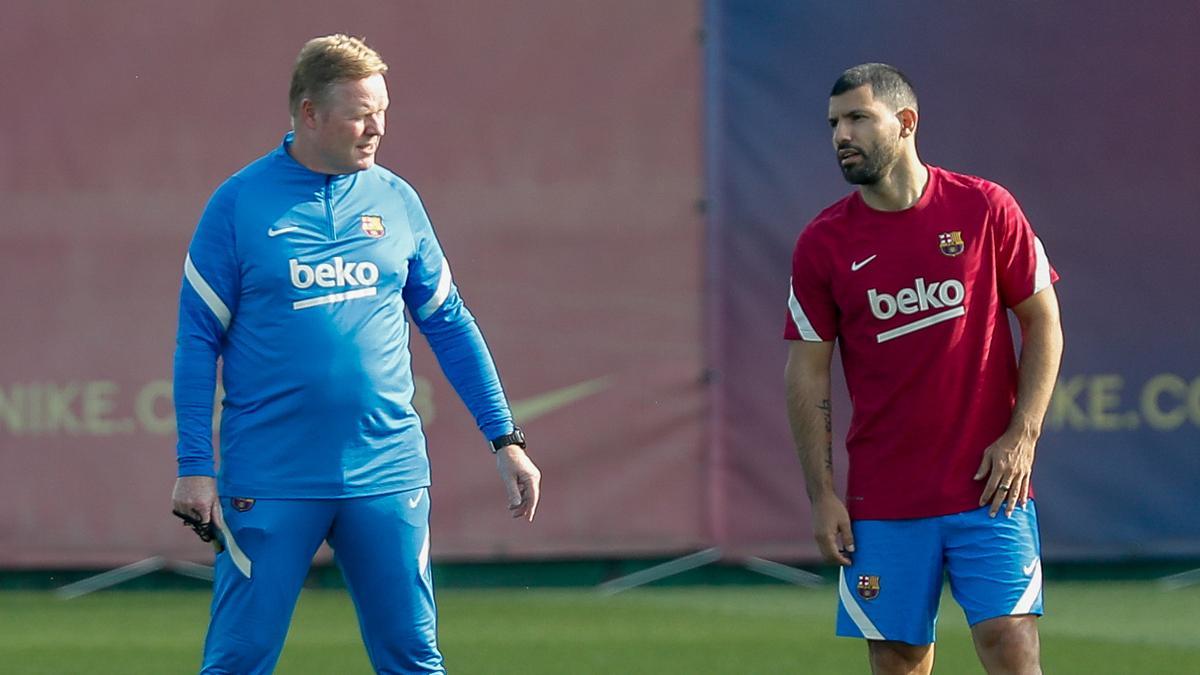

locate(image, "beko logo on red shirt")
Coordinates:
868 277 964 319
867 277 966 343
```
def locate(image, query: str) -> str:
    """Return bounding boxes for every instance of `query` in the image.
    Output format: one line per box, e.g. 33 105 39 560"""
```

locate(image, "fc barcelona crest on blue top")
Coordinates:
361 215 386 239
938 231 964 256
857 574 880 601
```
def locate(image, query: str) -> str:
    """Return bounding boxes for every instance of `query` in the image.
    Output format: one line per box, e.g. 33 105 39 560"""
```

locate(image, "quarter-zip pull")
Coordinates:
324 176 336 240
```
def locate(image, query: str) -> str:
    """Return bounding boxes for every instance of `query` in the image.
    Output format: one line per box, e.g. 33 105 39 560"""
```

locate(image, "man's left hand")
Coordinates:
496 446 541 522
974 432 1037 518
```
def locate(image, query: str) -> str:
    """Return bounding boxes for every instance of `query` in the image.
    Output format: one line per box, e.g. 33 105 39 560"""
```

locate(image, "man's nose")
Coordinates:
366 113 385 137
833 121 851 146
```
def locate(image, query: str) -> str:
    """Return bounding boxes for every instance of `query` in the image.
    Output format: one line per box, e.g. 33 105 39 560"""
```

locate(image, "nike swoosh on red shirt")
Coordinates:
851 255 877 271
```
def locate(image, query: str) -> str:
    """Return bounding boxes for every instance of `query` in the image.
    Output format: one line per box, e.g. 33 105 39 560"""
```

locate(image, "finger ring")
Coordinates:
998 485 1011 491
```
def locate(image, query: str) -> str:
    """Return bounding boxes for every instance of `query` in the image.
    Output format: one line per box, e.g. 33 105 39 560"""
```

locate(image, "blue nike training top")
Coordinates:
174 133 513 498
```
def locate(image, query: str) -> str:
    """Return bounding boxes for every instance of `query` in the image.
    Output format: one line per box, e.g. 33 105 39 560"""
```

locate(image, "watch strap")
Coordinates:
489 426 526 453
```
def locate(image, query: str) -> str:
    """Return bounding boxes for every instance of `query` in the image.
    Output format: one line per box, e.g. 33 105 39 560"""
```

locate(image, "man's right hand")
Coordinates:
811 493 855 566
172 475 218 526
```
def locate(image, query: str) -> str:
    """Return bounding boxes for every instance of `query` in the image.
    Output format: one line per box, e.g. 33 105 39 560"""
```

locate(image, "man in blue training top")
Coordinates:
171 34 541 674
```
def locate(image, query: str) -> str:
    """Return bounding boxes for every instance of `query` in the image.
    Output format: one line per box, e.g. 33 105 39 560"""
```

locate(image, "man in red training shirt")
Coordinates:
784 63 1063 675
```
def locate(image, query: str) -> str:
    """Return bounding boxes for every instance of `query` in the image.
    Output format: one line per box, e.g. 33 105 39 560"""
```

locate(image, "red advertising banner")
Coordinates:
0 1 705 566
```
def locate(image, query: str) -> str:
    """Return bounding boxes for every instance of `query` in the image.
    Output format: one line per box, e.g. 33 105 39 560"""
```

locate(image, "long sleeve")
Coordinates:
399 185 513 441
174 180 241 476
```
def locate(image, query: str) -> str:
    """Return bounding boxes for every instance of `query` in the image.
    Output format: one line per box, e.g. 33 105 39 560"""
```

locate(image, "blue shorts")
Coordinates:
836 501 1043 645
202 487 444 674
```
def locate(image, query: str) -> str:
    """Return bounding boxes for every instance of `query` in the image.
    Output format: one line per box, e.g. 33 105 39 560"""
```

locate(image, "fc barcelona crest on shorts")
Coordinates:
231 497 256 512
857 574 881 601
938 231 965 256
360 215 386 239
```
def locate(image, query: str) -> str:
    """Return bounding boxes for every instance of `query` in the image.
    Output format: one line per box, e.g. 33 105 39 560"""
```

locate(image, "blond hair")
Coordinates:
289 34 388 118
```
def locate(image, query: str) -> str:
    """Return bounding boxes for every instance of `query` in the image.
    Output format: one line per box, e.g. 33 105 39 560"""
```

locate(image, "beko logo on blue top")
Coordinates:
288 257 381 310
289 257 380 289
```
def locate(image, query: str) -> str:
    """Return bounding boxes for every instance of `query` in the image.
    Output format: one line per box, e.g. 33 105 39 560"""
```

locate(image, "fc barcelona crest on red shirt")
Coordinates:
360 215 386 239
857 574 881 601
938 231 964 256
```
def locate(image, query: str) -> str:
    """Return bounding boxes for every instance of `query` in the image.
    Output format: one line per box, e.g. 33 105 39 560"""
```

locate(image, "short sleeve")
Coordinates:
988 183 1059 308
784 225 837 342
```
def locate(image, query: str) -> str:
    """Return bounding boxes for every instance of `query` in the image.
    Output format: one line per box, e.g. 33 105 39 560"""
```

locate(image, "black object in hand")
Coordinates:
172 510 225 552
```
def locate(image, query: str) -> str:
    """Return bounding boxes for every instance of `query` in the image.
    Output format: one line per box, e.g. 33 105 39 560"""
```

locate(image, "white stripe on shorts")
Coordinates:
213 507 252 579
418 527 431 577
1011 557 1042 615
839 567 884 640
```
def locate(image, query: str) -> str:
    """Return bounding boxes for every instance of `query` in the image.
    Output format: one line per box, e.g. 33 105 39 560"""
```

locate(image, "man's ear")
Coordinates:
898 107 918 138
298 98 320 130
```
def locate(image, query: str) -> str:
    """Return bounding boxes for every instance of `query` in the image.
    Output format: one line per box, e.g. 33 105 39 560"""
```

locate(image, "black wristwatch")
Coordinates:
489 426 526 453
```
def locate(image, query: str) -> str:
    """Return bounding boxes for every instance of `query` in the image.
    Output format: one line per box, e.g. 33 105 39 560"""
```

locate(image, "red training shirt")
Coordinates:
784 166 1058 520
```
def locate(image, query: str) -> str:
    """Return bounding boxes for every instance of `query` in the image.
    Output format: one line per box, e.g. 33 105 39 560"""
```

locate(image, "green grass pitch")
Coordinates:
2 582 1197 673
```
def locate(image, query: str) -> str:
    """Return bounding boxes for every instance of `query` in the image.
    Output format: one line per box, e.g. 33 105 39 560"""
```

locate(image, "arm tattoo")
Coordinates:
817 399 832 433
817 399 833 470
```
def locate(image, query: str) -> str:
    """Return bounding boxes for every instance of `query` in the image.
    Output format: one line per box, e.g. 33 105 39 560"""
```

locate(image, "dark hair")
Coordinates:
830 63 918 112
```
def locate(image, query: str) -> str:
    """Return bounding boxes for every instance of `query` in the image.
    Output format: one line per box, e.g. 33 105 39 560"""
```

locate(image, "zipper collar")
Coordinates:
275 131 358 187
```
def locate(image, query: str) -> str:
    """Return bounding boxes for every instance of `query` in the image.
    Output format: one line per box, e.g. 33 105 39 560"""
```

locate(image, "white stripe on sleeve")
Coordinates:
838 568 885 640
417 258 453 321
184 253 232 331
1033 237 1051 293
788 281 822 342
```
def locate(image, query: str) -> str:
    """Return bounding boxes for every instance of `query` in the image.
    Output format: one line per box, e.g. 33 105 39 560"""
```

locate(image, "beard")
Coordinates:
838 140 898 185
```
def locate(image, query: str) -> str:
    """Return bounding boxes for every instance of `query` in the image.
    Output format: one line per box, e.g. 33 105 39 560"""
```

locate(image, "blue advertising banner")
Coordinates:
707 0 1200 559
